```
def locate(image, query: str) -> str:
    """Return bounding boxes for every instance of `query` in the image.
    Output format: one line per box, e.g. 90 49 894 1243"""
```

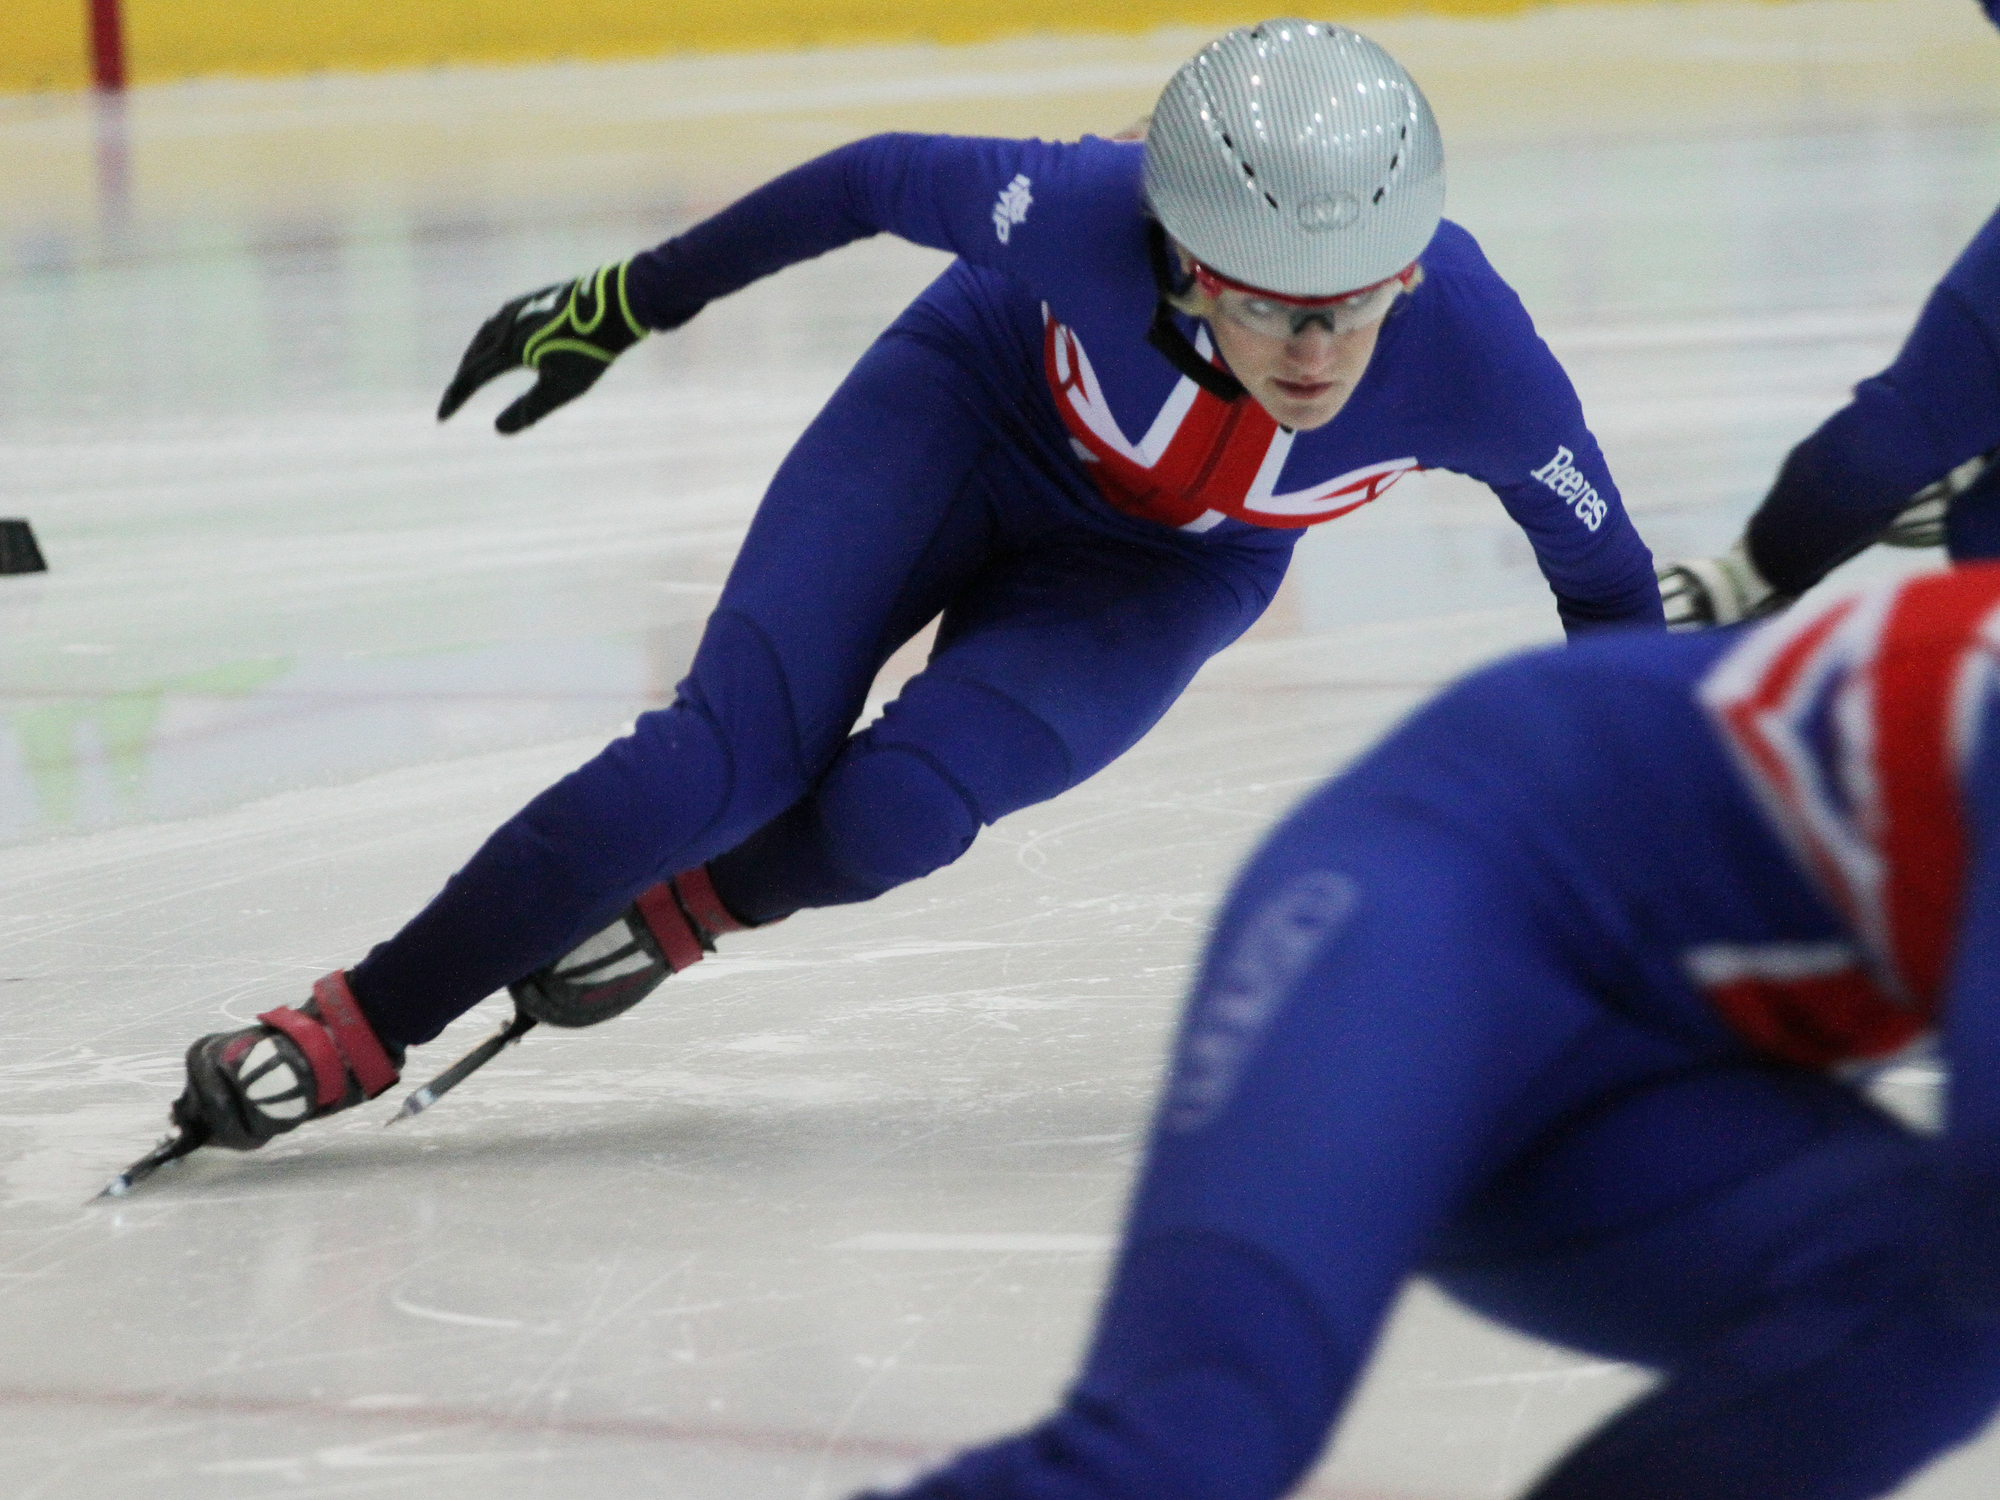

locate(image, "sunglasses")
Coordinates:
1193 261 1418 339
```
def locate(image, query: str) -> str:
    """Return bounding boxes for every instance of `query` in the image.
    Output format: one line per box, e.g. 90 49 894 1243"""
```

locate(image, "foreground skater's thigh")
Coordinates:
1432 1053 1932 1364
1435 1057 2000 1500
706 528 1292 915
921 529 1291 789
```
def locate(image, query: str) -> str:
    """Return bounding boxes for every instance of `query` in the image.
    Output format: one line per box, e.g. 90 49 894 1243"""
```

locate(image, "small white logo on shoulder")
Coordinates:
1165 869 1358 1133
1530 445 1608 532
992 174 1034 244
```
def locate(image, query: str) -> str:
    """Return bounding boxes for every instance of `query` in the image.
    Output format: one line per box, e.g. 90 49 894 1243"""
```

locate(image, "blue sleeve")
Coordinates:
1491 429 1664 636
1416 233 1663 635
878 867 1376 1500
882 1237 1342 1500
623 133 1145 330
1747 204 2000 595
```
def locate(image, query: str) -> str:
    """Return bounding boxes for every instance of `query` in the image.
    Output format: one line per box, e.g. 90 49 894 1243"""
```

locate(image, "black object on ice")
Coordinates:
0 520 46 575
96 1124 210 1200
388 1007 539 1124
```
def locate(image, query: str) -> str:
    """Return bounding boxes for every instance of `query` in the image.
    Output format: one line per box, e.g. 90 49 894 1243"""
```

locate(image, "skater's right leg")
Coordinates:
506 864 749 1028
338 328 1007 1046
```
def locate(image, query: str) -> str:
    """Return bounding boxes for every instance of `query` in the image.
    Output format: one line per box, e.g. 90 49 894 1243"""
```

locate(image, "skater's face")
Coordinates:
1165 246 1400 431
1208 313 1382 431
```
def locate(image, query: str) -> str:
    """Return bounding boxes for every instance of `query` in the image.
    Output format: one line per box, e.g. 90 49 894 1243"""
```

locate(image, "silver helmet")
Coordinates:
1144 19 1445 299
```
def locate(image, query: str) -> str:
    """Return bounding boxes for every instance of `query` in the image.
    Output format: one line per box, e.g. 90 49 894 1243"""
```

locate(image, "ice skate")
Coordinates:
383 868 752 1124
100 972 404 1197
1656 539 1792 629
172 971 402 1151
508 865 747 1028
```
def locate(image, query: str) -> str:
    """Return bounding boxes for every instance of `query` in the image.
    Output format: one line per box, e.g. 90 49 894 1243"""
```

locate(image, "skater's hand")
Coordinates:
438 260 647 434
1656 540 1788 630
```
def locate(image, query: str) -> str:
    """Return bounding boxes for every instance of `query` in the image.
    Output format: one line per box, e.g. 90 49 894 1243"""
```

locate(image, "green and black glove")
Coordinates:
437 259 648 434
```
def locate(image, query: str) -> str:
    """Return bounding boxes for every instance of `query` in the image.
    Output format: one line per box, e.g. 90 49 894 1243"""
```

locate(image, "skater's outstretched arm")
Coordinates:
879 805 1606 1500
439 133 1143 432
1404 226 1662 634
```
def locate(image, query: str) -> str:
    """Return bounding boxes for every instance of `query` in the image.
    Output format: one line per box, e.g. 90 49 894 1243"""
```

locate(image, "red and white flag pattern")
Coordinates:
1041 313 1418 532
1696 567 2000 1064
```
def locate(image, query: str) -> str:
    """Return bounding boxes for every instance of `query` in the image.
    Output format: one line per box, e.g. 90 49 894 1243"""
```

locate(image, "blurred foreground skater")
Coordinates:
881 564 2000 1500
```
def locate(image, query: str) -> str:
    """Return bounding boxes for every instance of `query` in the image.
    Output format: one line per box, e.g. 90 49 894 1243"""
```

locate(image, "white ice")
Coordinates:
1 3 1998 1495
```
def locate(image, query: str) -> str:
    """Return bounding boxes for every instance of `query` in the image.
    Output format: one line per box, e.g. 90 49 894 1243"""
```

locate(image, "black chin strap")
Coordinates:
1145 223 1246 404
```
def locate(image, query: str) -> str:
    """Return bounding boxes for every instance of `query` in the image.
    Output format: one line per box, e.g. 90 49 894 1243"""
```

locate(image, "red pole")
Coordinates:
89 0 127 91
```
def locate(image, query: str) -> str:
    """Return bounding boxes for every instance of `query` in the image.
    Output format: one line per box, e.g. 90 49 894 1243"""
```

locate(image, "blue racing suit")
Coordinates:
349 133 1660 1042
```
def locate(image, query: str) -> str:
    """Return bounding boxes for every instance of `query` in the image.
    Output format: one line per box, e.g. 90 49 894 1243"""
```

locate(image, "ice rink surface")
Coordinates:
2 2 1998 1494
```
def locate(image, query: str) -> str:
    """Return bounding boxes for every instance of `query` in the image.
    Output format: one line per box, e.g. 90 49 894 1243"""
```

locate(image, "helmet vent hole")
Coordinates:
1225 149 1280 212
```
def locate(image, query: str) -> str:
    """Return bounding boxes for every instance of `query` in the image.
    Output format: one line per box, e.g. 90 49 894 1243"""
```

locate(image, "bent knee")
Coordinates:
808 674 1076 897
815 743 982 897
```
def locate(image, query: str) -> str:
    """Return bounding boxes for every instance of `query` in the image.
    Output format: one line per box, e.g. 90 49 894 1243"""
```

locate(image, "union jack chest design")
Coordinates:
1041 312 1419 533
1694 569 2000 1066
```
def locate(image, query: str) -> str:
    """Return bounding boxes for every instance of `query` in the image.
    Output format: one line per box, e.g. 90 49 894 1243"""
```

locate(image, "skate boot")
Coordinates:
510 866 749 1027
174 971 405 1150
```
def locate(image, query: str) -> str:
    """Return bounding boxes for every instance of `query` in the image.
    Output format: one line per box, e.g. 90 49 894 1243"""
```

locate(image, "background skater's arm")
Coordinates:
624 133 1137 330
1424 240 1664 635
1661 203 2000 626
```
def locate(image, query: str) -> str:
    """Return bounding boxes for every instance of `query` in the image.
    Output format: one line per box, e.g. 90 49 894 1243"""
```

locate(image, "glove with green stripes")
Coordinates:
437 260 648 434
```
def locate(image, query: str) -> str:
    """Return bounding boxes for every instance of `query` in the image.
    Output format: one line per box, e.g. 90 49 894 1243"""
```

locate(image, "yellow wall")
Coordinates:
14 0 90 91
6 0 1688 93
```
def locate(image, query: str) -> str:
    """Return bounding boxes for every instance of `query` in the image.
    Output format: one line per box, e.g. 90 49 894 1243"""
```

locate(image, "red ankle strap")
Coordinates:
634 882 706 971
311 971 400 1098
259 1005 348 1108
672 865 746 940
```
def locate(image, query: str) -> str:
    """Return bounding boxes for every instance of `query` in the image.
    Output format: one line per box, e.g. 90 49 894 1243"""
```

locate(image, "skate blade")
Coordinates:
386 1010 538 1125
95 1127 207 1201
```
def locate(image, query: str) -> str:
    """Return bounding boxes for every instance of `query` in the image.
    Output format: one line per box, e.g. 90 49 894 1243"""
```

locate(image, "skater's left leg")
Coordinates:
340 330 1006 1044
710 528 1290 920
